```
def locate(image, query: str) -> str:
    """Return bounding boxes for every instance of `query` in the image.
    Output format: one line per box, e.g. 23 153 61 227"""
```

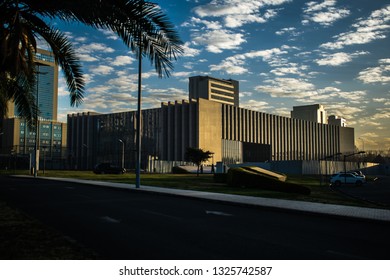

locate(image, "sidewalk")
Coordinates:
22 175 390 223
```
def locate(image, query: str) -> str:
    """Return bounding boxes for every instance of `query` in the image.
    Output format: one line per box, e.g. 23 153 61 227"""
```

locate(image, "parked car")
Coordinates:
93 163 125 174
330 172 366 186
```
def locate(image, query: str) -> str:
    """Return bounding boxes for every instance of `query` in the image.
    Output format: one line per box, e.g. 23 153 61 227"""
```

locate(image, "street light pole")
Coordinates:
118 139 124 169
343 151 365 184
135 0 144 189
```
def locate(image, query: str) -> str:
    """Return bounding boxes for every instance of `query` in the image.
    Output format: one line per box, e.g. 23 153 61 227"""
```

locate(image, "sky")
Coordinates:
49 0 390 151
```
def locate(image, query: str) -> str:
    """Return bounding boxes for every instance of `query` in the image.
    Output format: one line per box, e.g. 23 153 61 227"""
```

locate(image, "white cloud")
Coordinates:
255 78 318 98
270 64 308 76
315 51 368 66
78 43 115 54
111 55 136 66
193 0 291 28
357 58 390 84
210 47 288 74
240 100 272 112
182 42 202 57
90 65 114 75
302 0 350 26
321 5 390 49
77 54 98 62
192 29 246 53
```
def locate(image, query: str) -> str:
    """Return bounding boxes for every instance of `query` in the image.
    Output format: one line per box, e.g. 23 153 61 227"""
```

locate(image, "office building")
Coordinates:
67 76 355 170
189 76 239 107
0 49 66 169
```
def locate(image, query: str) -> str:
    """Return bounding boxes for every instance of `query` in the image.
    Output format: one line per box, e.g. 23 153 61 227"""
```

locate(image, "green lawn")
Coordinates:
1 169 378 208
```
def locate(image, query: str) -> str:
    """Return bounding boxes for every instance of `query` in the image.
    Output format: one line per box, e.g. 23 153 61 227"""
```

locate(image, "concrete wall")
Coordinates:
198 98 222 163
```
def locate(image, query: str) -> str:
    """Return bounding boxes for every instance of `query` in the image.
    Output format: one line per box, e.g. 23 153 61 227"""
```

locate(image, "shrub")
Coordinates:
214 173 228 183
227 167 310 195
171 166 190 174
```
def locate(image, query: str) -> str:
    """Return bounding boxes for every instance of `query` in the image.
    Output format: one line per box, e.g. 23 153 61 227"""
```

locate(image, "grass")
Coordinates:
1 169 379 208
0 200 97 259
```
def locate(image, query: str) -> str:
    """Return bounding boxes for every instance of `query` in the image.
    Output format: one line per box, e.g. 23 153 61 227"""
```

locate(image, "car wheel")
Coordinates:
356 180 362 186
334 180 341 187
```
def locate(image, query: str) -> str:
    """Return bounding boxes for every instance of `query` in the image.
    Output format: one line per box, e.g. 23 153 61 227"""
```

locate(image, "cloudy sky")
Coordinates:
52 0 390 151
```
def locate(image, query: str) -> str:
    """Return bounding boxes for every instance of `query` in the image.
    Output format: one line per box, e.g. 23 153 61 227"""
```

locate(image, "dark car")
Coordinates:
93 163 125 174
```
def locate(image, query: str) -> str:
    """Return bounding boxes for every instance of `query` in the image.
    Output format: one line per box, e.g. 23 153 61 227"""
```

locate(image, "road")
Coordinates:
1 176 390 260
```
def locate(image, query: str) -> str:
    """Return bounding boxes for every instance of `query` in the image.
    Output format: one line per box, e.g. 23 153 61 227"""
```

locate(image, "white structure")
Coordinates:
291 104 327 124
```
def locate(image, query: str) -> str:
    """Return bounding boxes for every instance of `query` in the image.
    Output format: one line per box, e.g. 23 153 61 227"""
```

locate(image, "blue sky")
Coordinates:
51 0 390 151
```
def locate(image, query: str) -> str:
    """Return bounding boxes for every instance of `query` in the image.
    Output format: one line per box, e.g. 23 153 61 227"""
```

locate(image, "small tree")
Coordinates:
185 147 213 176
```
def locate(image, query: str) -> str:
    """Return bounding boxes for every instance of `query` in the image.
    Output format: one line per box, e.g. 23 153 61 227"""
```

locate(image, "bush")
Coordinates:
171 166 191 174
214 173 228 183
227 167 310 195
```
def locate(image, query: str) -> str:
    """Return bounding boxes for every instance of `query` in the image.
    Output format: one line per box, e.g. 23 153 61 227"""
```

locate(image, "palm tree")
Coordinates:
0 0 183 122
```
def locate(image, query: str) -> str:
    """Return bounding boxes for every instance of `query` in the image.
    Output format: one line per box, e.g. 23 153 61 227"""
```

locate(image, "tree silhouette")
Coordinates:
185 147 213 176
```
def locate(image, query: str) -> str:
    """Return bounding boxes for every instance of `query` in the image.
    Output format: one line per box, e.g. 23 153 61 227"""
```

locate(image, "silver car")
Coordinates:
330 172 366 186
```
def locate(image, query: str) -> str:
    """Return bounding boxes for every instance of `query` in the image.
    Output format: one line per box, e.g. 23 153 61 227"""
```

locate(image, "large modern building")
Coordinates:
67 76 355 170
0 49 67 169
189 76 239 107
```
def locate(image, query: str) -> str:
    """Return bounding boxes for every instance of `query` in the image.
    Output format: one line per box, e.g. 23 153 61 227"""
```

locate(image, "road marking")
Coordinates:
101 216 120 223
205 210 233 217
142 210 182 221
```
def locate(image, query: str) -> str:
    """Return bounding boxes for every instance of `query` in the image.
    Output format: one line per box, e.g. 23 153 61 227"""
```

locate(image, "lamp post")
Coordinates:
343 151 365 184
319 152 342 187
358 137 365 152
118 139 125 169
135 0 144 189
33 66 47 178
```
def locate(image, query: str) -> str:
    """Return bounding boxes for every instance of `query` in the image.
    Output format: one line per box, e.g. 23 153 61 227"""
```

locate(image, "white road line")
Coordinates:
100 216 121 223
142 210 182 221
205 210 233 217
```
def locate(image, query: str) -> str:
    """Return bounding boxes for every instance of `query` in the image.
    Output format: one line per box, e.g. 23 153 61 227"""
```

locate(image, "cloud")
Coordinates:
111 55 136 66
357 58 390 84
190 0 291 29
77 43 115 54
275 27 302 37
302 0 350 26
90 65 114 75
270 64 308 76
210 47 289 75
240 99 272 112
255 77 318 98
320 5 390 49
315 51 369 66
192 29 246 53
77 54 99 62
182 42 202 57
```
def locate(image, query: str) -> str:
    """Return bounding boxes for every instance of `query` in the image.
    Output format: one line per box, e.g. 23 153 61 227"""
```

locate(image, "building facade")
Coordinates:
189 76 239 107
291 104 328 124
67 94 355 170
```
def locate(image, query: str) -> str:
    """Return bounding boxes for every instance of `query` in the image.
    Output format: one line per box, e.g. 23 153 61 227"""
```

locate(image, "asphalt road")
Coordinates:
1 176 390 260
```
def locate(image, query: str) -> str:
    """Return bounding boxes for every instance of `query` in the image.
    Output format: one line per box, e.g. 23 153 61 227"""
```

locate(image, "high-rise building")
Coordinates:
0 49 66 170
189 76 239 107
6 49 59 121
